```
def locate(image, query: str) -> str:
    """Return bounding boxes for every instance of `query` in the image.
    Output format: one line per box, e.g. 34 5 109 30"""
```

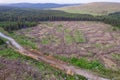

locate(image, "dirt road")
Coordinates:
0 32 108 80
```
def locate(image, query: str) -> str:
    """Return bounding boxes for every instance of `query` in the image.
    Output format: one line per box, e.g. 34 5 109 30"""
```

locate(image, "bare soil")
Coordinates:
17 21 120 70
0 57 42 80
0 29 115 80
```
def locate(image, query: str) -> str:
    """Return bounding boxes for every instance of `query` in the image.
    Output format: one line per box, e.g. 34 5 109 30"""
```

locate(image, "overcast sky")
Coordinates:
0 0 120 4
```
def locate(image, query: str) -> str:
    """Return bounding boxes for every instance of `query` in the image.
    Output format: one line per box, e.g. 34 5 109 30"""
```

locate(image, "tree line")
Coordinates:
0 6 120 32
0 21 37 32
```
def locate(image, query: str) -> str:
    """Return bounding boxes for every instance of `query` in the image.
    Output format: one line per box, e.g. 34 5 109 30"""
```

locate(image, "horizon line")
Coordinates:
0 1 120 4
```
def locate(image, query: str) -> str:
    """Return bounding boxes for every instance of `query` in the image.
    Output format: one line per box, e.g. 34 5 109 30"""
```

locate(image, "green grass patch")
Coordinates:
56 9 100 16
64 29 73 44
41 34 61 45
112 54 120 61
56 27 62 32
64 30 86 44
56 56 103 70
41 38 50 44
70 57 103 69
73 30 86 43
55 56 120 79
0 48 28 59
64 33 73 44
56 24 63 32
112 26 120 31
64 29 70 33
9 32 37 49
93 43 103 48
44 22 53 27
58 24 63 28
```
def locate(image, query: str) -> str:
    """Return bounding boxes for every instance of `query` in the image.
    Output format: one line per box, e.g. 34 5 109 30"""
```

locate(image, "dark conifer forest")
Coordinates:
0 6 120 32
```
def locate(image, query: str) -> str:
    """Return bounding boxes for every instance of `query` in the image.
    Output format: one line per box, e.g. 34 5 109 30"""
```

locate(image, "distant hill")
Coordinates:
1 3 80 9
54 2 120 15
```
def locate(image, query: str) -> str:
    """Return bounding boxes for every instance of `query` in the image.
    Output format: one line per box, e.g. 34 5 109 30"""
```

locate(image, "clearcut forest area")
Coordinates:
0 2 120 80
